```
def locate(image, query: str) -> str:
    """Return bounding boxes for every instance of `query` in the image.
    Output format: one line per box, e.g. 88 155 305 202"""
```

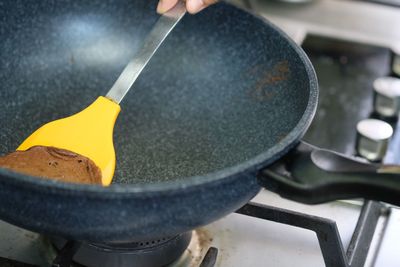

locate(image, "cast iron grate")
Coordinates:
0 200 382 267
236 200 384 267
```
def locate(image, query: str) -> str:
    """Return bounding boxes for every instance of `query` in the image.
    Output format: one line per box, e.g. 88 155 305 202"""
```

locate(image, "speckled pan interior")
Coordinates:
0 0 311 185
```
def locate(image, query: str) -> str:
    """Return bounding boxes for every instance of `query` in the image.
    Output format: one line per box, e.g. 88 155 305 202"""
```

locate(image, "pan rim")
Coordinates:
0 3 318 197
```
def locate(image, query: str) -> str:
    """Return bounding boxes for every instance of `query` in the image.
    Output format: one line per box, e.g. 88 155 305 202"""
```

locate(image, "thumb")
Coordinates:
186 0 217 14
157 0 179 14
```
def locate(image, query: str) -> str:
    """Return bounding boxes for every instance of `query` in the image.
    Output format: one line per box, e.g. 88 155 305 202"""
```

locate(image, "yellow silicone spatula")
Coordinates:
17 2 186 186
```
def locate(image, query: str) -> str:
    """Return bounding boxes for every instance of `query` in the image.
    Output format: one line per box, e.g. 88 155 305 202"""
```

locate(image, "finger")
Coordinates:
186 0 217 14
157 0 180 14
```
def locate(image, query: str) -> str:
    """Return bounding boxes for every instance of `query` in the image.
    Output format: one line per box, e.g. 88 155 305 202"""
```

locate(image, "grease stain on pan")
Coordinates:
275 132 289 143
247 60 290 102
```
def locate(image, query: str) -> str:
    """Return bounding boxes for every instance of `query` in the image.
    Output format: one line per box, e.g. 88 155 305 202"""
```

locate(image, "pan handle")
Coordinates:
257 141 400 206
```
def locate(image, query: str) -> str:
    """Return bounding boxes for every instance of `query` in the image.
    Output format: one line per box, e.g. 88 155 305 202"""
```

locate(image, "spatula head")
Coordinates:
18 96 121 186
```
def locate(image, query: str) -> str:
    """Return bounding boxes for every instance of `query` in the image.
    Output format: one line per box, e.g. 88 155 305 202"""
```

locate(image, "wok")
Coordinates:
1 0 399 244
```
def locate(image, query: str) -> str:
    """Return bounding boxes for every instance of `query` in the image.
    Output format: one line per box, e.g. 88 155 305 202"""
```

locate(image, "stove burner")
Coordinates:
50 232 192 267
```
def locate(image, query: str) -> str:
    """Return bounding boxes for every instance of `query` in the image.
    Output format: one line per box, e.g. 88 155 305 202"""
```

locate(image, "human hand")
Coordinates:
157 0 218 14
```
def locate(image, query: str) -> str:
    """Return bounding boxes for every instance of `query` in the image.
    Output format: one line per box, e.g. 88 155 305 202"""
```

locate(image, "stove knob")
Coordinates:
356 119 393 162
373 76 400 118
392 46 400 77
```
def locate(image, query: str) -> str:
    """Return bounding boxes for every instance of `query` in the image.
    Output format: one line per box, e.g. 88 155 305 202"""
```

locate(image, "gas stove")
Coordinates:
1 0 400 266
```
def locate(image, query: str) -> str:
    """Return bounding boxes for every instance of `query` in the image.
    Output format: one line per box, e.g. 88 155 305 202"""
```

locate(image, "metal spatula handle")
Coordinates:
106 1 186 104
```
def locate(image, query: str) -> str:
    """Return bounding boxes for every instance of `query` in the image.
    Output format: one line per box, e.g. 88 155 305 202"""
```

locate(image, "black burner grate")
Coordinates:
236 200 384 267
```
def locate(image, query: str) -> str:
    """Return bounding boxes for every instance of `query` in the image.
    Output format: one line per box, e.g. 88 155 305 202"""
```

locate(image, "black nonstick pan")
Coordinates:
0 0 399 244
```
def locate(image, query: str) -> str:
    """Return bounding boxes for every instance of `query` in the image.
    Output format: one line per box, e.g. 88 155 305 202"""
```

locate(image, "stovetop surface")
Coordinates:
302 35 392 155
